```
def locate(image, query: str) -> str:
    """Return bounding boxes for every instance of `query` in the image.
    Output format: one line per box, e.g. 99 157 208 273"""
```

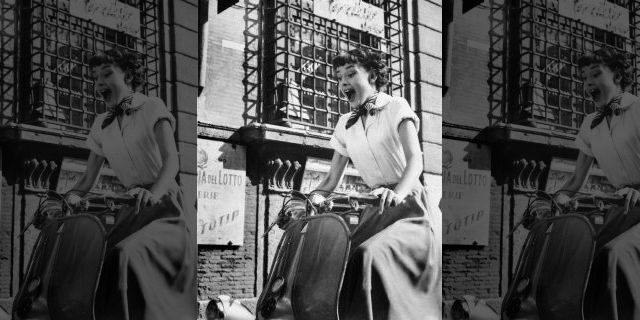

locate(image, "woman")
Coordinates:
556 48 640 320
65 49 197 320
310 48 442 320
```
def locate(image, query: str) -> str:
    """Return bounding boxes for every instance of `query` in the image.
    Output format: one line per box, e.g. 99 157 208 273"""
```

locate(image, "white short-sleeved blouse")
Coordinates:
86 92 176 188
329 92 420 188
575 92 640 188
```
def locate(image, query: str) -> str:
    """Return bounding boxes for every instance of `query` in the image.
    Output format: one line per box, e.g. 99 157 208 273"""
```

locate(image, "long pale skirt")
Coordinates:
95 183 197 320
338 186 442 320
585 206 640 320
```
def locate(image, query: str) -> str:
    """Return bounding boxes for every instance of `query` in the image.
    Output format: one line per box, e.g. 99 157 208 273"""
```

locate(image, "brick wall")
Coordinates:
443 178 503 300
198 178 258 299
444 0 494 129
0 176 11 298
198 0 261 128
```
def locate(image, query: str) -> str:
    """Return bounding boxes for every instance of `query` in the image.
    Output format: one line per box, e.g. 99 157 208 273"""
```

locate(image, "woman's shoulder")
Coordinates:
379 94 411 112
137 93 165 108
90 112 109 131
137 94 169 116
625 92 640 111
336 111 353 125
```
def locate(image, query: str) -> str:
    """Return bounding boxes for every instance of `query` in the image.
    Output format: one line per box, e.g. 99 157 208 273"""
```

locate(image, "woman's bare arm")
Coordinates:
150 119 180 197
68 151 106 196
559 151 594 196
312 152 350 195
394 119 423 199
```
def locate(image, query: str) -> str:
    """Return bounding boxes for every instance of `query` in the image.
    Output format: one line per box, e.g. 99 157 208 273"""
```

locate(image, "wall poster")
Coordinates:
197 139 247 246
441 139 492 246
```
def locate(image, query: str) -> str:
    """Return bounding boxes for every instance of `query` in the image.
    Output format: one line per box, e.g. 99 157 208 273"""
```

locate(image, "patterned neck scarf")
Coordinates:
102 93 134 129
590 92 624 129
345 93 379 130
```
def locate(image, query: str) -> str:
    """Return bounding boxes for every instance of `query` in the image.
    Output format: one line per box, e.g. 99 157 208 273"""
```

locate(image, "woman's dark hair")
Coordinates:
88 48 145 90
577 48 634 90
332 48 389 90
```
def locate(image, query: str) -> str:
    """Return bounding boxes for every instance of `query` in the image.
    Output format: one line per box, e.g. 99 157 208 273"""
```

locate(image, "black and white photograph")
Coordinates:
0 0 198 319
199 0 442 319
4 0 640 319
443 1 640 320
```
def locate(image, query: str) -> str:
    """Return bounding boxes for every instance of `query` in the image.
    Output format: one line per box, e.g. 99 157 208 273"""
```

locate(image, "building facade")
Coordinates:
0 0 198 310
443 0 639 309
198 0 443 303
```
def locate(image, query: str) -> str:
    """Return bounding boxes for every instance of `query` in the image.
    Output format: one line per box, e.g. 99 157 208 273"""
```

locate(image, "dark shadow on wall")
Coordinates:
242 0 261 125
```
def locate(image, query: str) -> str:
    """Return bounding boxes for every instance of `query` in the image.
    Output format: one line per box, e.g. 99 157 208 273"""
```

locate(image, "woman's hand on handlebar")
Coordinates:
614 187 640 215
64 191 84 207
308 192 327 207
371 187 405 214
554 192 572 207
127 187 161 214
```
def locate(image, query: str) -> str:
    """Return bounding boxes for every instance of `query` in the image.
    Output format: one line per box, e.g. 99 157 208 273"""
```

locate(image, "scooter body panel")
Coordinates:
258 213 351 320
502 214 596 320
13 214 107 320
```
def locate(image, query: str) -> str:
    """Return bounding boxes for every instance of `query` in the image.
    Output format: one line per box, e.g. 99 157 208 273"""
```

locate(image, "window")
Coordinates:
24 0 160 133
1 2 18 124
262 0 404 134
514 0 640 133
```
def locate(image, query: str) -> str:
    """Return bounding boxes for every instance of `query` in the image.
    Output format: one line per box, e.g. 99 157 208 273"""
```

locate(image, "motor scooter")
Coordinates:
12 191 135 320
455 191 623 320
256 191 378 320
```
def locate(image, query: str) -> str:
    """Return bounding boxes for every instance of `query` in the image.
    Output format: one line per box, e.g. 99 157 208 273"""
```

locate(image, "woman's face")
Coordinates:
581 63 621 107
335 62 376 107
91 63 131 105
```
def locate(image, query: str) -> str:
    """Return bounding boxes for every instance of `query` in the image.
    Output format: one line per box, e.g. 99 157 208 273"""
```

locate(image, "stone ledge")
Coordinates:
198 122 333 150
0 123 87 148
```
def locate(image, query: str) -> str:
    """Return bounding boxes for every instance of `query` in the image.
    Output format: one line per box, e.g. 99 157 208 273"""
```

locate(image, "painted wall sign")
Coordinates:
70 0 141 37
197 139 247 245
559 0 629 38
56 157 126 196
441 139 492 246
314 0 385 38
545 157 615 195
300 157 370 194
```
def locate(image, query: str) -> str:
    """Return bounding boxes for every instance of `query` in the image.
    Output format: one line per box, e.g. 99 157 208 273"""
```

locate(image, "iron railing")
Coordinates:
514 0 640 133
262 0 404 134
1 1 18 123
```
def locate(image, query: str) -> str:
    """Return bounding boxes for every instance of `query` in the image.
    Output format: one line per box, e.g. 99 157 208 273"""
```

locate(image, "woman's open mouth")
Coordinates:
588 88 601 102
342 88 356 102
98 88 112 101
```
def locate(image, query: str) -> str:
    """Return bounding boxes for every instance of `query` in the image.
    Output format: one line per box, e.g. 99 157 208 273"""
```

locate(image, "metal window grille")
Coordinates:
23 0 160 133
1 1 18 124
515 0 640 133
262 0 404 134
